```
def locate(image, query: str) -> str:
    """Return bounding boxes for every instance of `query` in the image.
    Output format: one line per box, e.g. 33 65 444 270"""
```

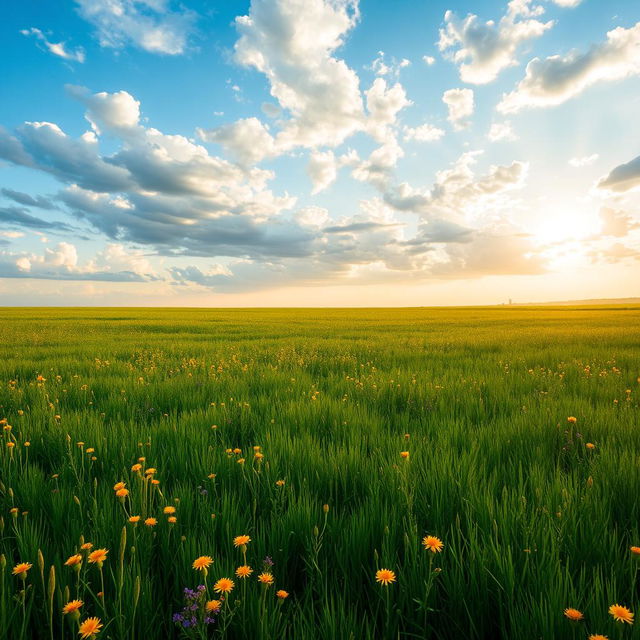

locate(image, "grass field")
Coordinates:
1 306 639 639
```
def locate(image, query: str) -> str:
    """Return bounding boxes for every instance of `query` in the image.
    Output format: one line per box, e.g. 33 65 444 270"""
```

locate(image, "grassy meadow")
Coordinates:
1 305 639 639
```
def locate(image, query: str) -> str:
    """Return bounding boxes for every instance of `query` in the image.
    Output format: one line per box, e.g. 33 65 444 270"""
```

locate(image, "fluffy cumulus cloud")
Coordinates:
0 241 157 281
597 154 640 193
498 22 640 112
487 121 517 142
21 27 85 62
403 123 445 143
438 1 553 84
231 0 364 151
442 88 474 130
75 0 195 55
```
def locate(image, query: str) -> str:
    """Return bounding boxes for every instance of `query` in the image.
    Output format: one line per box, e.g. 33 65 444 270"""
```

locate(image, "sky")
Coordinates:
0 0 639 306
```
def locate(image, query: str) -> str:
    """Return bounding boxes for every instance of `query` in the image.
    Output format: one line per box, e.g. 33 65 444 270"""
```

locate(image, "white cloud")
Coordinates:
488 121 517 142
68 86 141 134
442 88 474 130
550 0 583 7
498 22 640 113
598 207 640 237
75 0 195 55
597 154 640 193
369 51 411 78
422 55 436 66
233 0 364 151
569 154 599 167
365 78 412 143
438 1 553 84
307 150 339 194
198 117 276 166
21 27 86 62
403 123 445 143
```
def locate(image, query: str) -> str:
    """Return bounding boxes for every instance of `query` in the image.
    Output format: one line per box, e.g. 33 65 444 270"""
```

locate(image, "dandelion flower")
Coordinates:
116 488 129 499
233 535 251 548
276 589 289 599
588 635 609 640
78 616 102 638
206 599 222 613
144 517 157 527
631 546 640 556
12 562 32 579
258 572 274 586
128 516 140 524
275 480 285 487
131 464 142 472
163 506 176 515
81 542 93 551
62 600 83 616
564 608 584 621
422 536 444 553
213 577 235 593
567 416 577 423
235 565 253 579
65 554 83 569
87 549 108 567
400 451 409 459
585 443 596 450
193 556 213 572
609 604 634 624
375 569 396 586
113 482 126 491
168 516 177 524
144 468 156 476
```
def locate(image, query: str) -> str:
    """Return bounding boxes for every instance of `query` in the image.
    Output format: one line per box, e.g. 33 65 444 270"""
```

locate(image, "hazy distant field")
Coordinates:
1 306 639 639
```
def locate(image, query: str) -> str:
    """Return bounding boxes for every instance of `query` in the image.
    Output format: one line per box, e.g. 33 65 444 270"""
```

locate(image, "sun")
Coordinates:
531 207 600 245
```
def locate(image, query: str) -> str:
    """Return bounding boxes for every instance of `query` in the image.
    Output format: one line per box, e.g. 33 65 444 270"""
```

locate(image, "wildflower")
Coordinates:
233 448 242 455
254 452 264 460
36 375 46 382
113 482 126 491
400 451 409 459
422 536 444 553
567 416 577 423
276 589 289 599
564 608 584 621
77 442 85 447
116 488 129 500
168 516 177 524
24 441 30 447
588 636 609 640
78 616 102 638
235 565 253 578
81 542 93 551
12 562 32 579
237 458 245 465
193 556 213 573
65 554 83 570
87 549 108 568
144 468 156 476
585 443 596 450
233 535 251 548
275 480 285 487
375 569 396 586
323 504 330 514
213 577 234 593
131 464 142 472
609 604 634 624
631 546 640 556
163 506 176 515
86 448 94 454
129 516 140 524
62 599 83 620
151 479 160 486
144 517 157 527
6 442 15 449
208 473 216 479
206 600 222 613
258 572 274 586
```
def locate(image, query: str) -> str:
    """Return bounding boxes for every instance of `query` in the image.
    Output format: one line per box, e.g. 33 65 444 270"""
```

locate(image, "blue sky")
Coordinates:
1 0 639 306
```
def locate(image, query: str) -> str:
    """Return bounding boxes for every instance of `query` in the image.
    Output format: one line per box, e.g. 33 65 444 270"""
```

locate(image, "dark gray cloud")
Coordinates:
0 206 74 231
597 155 640 193
1 188 56 210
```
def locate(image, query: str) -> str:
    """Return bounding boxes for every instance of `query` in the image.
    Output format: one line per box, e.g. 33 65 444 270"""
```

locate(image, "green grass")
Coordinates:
1 306 639 639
